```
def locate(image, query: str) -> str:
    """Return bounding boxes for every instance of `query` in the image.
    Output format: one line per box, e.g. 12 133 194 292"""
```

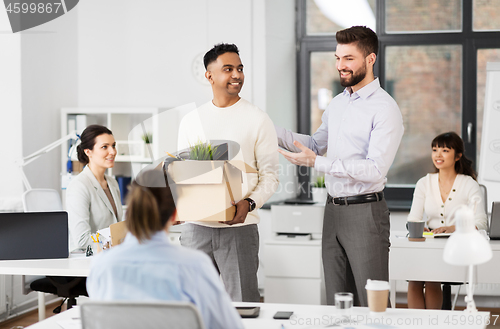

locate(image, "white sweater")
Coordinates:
407 173 487 231
177 98 279 227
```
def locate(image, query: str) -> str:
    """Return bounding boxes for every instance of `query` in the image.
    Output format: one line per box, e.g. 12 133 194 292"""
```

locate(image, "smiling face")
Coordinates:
205 52 244 99
432 146 461 172
84 134 117 170
335 43 375 92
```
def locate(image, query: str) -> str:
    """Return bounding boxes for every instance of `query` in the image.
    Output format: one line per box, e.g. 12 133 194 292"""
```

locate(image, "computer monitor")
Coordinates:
0 211 69 260
488 202 500 240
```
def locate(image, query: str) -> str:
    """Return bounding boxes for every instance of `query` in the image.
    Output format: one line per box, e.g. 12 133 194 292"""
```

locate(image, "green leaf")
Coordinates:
312 176 325 188
189 140 219 161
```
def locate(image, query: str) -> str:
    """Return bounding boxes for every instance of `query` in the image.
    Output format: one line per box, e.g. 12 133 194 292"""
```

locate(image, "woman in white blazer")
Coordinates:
407 132 487 309
66 125 123 251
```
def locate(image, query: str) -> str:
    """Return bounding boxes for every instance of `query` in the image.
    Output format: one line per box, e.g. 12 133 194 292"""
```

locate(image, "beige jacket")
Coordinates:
66 166 123 250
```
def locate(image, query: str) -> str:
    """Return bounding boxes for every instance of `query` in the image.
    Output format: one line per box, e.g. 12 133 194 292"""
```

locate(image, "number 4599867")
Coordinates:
444 314 498 326
6 2 62 14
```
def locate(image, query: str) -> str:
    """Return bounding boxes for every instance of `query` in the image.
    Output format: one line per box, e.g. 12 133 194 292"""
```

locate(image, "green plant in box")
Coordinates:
189 141 219 160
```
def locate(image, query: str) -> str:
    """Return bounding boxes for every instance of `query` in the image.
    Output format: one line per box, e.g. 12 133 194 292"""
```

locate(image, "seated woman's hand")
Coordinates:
431 225 456 234
424 227 430 232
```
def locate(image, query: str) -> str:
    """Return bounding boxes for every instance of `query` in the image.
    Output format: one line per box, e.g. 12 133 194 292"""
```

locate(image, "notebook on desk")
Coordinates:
0 211 69 260
489 202 500 240
433 232 451 238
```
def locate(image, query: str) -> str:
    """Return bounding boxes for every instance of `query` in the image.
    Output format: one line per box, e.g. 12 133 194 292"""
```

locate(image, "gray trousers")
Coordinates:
322 199 390 307
180 223 260 302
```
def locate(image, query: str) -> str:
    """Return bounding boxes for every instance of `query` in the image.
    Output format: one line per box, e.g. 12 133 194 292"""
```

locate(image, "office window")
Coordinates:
306 0 376 35
385 45 462 184
476 48 500 167
385 0 462 33
310 52 340 133
473 0 500 31
297 0 500 206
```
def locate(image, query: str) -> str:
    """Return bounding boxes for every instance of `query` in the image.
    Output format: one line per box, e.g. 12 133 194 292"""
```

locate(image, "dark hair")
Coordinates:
76 125 113 165
203 43 240 69
336 26 378 57
125 169 176 242
431 132 477 180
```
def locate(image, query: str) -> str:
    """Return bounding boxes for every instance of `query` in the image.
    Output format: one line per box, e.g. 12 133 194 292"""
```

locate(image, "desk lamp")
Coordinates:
443 206 492 313
16 132 79 190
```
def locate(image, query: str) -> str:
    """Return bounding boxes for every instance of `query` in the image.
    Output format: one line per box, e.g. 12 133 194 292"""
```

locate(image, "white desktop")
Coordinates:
27 302 491 329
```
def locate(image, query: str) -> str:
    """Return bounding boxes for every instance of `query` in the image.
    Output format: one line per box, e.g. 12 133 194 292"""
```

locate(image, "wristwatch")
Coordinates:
245 198 256 212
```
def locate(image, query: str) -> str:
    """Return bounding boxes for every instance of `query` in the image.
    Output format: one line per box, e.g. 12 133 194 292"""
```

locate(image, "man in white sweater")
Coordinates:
177 43 279 302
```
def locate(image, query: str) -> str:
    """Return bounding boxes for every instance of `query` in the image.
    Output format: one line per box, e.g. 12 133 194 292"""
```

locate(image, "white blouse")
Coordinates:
408 173 487 231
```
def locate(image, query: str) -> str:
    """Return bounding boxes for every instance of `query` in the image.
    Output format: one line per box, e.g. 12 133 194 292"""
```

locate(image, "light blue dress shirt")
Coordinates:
87 231 244 329
276 78 404 197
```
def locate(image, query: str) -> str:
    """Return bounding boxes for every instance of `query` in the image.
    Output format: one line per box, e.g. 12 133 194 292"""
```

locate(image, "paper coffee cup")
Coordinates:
365 279 390 313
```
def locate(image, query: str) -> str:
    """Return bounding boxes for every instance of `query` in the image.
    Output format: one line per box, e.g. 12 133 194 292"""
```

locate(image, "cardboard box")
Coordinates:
167 160 256 222
110 221 128 246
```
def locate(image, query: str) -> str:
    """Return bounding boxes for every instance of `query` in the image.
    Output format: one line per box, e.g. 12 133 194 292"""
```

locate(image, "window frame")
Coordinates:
296 0 500 210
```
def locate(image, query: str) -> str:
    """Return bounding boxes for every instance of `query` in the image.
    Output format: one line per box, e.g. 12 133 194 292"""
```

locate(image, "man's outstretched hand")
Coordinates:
278 140 317 167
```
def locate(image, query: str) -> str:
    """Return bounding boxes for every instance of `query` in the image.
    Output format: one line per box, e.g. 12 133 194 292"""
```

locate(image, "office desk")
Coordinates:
389 231 500 307
0 255 92 320
26 302 491 329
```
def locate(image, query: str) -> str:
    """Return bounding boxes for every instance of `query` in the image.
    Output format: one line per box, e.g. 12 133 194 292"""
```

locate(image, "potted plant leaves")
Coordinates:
142 132 153 158
311 175 327 204
189 141 219 160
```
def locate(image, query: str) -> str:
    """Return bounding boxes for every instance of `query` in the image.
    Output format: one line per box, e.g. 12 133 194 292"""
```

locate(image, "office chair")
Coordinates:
81 301 206 329
441 282 461 310
442 184 488 310
21 189 65 293
22 188 88 313
479 184 488 227
22 189 63 212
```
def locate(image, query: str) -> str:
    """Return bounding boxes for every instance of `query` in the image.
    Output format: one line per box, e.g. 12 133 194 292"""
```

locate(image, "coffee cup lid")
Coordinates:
365 279 390 291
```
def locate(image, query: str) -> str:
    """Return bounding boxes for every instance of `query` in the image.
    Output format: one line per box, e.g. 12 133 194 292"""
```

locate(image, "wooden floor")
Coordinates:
0 300 66 329
0 302 499 328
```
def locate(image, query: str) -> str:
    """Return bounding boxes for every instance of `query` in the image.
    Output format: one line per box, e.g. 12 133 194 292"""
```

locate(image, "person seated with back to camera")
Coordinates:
86 169 244 329
406 132 487 309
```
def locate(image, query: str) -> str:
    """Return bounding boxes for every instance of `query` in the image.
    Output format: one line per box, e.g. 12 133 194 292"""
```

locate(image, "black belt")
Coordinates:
327 192 384 206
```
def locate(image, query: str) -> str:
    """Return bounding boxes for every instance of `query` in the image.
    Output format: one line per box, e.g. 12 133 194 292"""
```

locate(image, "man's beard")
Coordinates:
339 63 367 87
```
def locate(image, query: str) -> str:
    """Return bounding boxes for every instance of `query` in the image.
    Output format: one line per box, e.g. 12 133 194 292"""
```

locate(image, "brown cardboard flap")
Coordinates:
227 160 257 173
176 166 224 185
110 221 128 246
181 205 235 222
168 160 225 185
170 160 244 222
223 167 235 202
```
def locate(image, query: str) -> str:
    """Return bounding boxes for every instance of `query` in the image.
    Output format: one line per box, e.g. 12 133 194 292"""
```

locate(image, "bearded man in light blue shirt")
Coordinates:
276 26 404 307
